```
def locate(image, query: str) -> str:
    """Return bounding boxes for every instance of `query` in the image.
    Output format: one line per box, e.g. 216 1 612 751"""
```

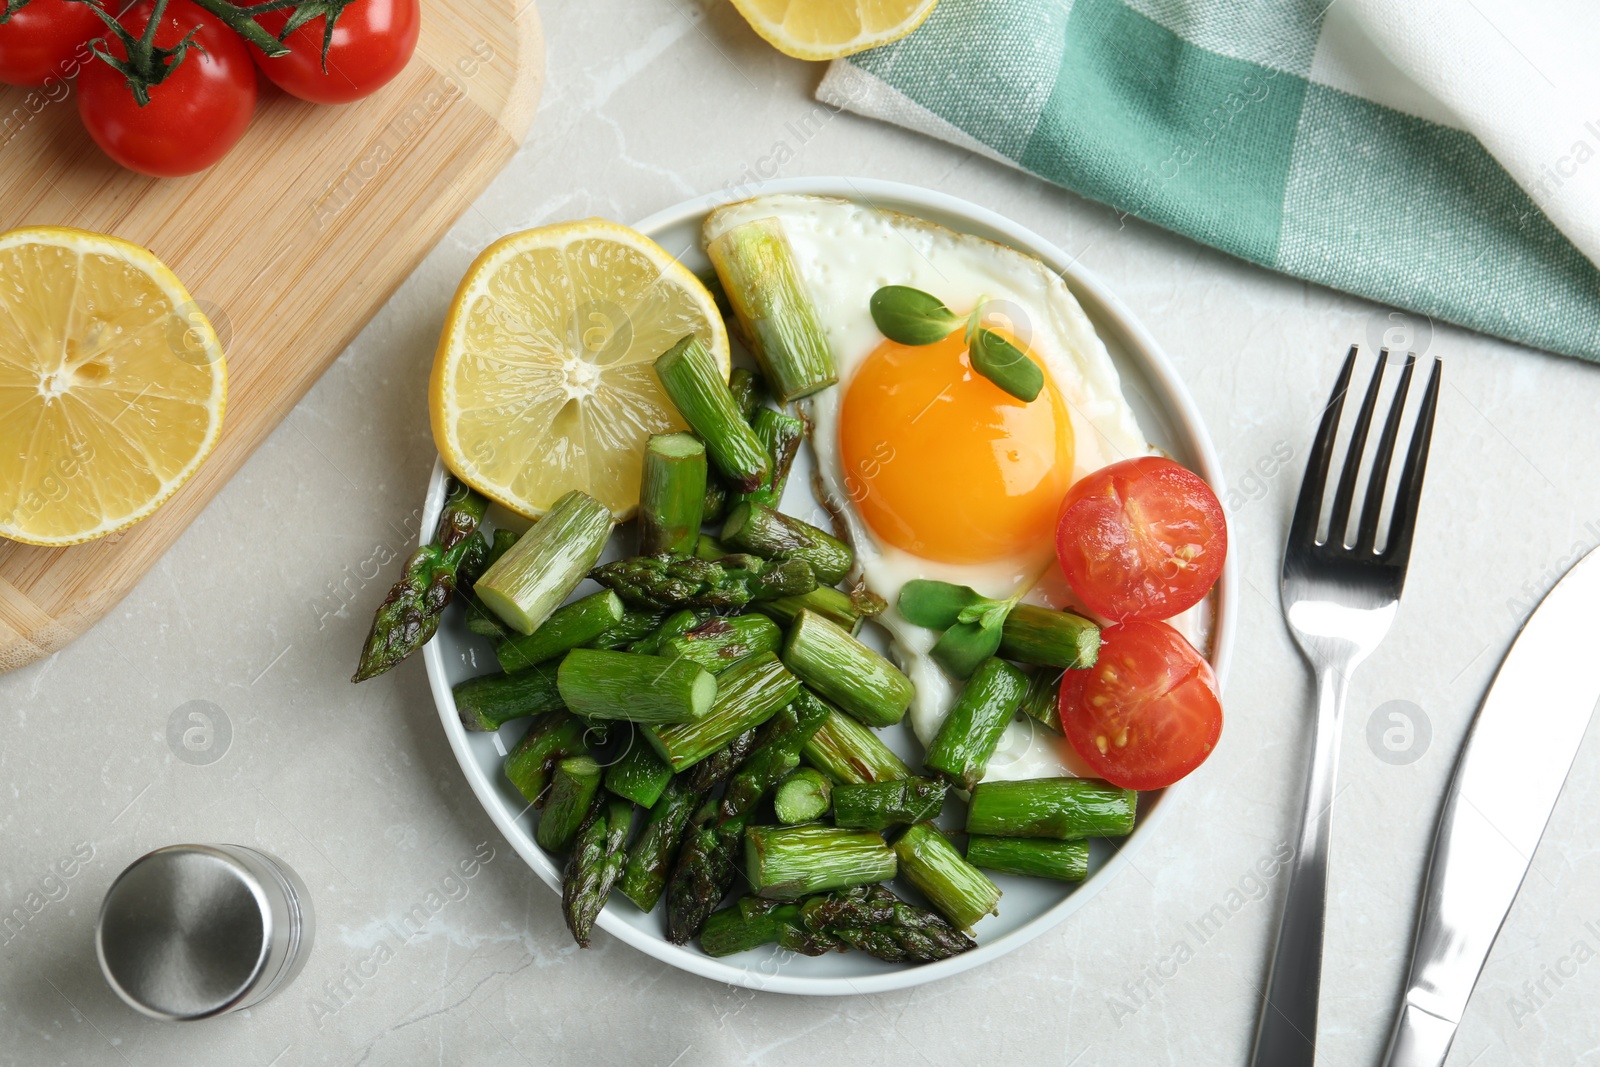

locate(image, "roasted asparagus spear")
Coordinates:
353 478 488 681
562 794 633 946
591 553 817 611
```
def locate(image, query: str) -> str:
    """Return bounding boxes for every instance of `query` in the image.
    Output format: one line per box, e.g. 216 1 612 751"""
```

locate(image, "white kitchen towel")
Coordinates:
1345 0 1600 271
819 0 1600 361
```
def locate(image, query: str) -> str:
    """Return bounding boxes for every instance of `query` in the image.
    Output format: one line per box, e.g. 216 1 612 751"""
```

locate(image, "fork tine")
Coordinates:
1288 345 1359 549
1355 352 1416 553
1326 349 1389 547
1380 357 1442 572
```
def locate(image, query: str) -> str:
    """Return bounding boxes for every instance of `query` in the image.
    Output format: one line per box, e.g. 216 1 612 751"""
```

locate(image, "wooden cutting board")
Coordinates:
0 0 543 672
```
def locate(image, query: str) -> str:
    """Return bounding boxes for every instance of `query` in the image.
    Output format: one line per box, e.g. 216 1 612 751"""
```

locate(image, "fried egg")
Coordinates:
703 195 1208 782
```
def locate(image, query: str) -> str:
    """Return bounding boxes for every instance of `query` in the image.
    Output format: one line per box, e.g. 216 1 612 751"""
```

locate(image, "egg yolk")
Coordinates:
837 330 1076 564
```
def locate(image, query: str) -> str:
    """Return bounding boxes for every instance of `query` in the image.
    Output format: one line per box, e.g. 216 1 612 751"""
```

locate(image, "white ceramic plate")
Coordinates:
422 177 1237 995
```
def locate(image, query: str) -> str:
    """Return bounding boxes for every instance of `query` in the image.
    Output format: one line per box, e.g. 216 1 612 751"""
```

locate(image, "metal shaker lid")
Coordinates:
96 844 312 1020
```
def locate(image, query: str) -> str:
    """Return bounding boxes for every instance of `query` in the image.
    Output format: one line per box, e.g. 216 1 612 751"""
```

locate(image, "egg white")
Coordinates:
704 195 1209 782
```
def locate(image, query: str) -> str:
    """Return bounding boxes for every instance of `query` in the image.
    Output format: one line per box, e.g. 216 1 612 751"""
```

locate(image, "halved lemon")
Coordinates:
729 0 941 60
430 219 729 519
0 228 227 547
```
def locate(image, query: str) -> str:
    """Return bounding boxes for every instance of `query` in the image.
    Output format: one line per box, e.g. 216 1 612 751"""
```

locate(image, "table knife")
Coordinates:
1382 544 1600 1065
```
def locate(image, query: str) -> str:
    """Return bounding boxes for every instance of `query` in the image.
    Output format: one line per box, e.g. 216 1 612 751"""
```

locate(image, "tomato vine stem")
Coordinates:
59 0 365 99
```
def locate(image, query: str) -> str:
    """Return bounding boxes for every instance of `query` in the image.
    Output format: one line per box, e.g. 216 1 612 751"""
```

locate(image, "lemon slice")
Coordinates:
729 0 941 60
430 220 729 519
0 227 227 547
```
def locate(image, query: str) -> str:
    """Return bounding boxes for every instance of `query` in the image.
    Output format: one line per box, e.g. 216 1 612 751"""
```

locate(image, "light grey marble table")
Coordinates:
5 3 1600 1065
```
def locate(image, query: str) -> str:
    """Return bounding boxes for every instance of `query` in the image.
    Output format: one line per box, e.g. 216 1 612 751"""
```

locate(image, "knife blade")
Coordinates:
1382 544 1600 1067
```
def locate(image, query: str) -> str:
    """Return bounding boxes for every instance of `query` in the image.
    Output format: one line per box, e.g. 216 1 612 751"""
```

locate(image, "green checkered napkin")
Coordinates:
817 0 1600 361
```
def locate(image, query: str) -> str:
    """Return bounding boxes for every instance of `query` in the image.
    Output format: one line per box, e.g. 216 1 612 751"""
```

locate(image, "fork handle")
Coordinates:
1249 662 1349 1067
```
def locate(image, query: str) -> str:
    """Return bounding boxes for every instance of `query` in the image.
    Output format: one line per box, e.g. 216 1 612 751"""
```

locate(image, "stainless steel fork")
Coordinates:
1248 346 1443 1067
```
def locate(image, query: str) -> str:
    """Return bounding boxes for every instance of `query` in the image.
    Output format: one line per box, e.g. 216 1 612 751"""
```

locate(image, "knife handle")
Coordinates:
1382 1003 1456 1067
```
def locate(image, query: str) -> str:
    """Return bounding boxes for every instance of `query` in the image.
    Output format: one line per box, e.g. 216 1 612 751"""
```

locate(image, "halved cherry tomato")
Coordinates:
0 0 102 86
1055 456 1227 622
251 0 420 105
1059 620 1221 790
76 0 257 177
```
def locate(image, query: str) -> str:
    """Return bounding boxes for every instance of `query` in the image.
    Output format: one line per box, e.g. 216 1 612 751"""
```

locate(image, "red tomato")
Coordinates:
1055 456 1227 622
0 0 102 86
76 0 256 177
251 0 420 105
1060 621 1222 790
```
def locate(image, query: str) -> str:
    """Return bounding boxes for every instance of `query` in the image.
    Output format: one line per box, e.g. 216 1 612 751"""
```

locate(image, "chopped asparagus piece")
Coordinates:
603 734 674 808
587 608 668 650
718 697 829 820
475 490 615 635
682 727 761 793
800 695 912 784
728 366 767 420
965 777 1137 839
618 781 700 912
638 433 708 556
892 822 1000 933
965 836 1089 881
353 478 489 681
701 899 804 957
556 649 717 725
536 756 603 852
695 533 733 561
758 585 871 634
484 526 519 563
707 217 837 403
702 886 976 962
655 335 770 492
462 527 519 639
646 652 800 772
923 657 1030 790
591 553 817 611
738 407 804 509
1019 668 1064 732
562 794 633 947
773 768 832 823
504 711 591 806
664 699 828 941
465 601 512 639
496 590 624 672
705 896 838 957
782 609 913 727
453 663 563 732
626 608 707 656
999 605 1101 669
702 479 729 525
721 502 853 585
832 777 948 830
664 797 736 944
745 824 897 899
659 614 783 674
799 885 976 962
459 522 512 593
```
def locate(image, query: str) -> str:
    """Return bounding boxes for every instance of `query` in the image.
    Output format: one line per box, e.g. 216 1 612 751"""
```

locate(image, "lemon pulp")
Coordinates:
0 227 226 547
430 219 729 519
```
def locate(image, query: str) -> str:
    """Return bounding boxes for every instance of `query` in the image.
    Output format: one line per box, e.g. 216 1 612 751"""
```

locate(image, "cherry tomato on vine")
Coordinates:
1059 620 1222 790
0 0 102 87
76 0 257 177
1054 456 1227 622
251 0 420 105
